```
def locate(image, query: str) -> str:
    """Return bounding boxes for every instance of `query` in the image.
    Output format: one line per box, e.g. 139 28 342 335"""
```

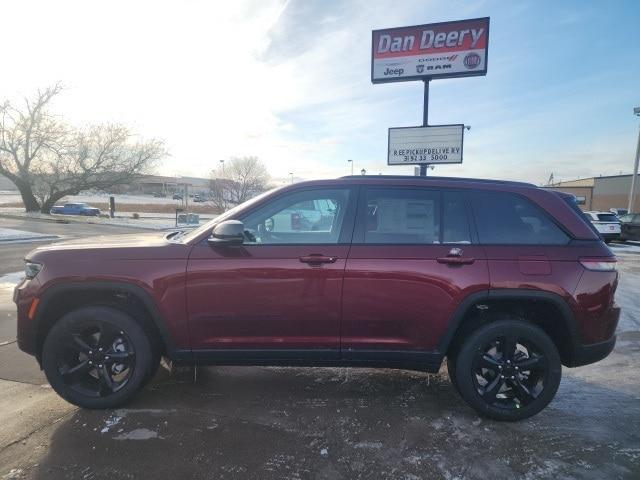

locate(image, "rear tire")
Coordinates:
42 306 154 409
453 320 561 421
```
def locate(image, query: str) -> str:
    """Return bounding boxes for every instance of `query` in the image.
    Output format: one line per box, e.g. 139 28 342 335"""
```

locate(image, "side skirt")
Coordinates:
171 349 444 373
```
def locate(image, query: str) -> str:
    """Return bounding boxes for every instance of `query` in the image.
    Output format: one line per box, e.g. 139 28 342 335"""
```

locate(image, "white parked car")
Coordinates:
584 211 621 243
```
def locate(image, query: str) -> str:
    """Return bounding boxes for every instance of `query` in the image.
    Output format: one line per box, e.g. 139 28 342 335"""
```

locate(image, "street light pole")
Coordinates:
220 159 225 178
289 172 294 184
628 107 640 213
348 159 353 175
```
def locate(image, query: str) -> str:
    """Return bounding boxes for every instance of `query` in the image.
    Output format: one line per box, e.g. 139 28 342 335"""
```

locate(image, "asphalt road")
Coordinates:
0 218 141 275
0 219 639 479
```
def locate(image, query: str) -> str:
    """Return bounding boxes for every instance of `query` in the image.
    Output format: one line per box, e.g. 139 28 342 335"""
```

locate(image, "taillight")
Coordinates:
579 257 617 272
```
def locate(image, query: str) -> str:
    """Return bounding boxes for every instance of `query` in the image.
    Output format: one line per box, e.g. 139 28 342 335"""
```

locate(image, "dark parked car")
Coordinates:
50 202 100 216
172 193 183 200
15 176 619 421
619 213 640 241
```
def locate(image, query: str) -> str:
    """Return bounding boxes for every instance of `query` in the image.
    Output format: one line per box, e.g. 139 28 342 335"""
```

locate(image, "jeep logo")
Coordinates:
383 67 404 76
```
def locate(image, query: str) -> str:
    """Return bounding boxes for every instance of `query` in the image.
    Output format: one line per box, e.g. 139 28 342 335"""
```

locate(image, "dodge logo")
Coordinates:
416 65 424 74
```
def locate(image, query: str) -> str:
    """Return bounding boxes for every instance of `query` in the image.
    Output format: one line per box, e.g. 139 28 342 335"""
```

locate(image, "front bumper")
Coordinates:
14 277 40 357
600 232 620 241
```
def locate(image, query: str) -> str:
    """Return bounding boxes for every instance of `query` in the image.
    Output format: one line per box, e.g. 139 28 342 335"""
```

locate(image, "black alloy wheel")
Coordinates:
453 320 562 421
56 320 135 397
472 335 546 409
43 306 155 409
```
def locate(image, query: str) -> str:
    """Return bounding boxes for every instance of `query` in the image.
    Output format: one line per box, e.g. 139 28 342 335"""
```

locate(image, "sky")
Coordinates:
1 0 639 185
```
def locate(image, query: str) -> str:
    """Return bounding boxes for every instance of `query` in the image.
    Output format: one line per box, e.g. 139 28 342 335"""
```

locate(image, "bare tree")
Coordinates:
0 84 66 211
0 85 165 213
210 156 269 211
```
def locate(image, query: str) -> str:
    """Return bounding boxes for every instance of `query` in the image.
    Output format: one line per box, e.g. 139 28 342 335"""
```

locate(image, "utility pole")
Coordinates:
628 107 640 213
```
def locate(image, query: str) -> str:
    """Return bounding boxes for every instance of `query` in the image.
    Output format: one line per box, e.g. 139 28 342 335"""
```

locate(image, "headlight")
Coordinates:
25 261 43 279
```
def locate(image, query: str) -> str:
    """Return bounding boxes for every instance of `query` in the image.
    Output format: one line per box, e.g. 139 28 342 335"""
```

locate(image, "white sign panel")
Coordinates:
388 125 464 165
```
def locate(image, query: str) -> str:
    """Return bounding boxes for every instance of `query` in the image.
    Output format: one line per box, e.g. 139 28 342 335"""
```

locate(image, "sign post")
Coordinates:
420 80 430 175
372 17 489 175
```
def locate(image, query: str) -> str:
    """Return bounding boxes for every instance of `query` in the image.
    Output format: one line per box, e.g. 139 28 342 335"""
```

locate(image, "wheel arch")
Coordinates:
439 289 579 365
34 281 176 362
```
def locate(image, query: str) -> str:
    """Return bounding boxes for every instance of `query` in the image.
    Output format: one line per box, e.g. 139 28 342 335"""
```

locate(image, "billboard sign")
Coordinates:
388 125 464 165
372 17 489 84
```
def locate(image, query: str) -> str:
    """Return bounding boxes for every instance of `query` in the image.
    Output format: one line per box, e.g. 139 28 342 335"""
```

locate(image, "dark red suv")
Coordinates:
14 176 620 421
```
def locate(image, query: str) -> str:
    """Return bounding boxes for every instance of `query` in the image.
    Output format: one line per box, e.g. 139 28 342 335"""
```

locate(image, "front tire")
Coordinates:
42 306 154 409
453 320 561 421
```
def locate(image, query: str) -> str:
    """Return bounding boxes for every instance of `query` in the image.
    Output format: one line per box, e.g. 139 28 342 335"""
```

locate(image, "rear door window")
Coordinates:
470 191 569 245
363 188 440 244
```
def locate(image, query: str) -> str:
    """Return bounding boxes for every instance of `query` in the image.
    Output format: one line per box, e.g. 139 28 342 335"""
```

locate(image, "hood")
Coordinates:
33 232 173 251
26 231 190 263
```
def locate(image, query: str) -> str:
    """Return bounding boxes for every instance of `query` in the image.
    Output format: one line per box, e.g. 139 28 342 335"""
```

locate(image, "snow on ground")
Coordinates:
0 191 206 206
0 210 209 231
0 271 24 286
0 228 59 242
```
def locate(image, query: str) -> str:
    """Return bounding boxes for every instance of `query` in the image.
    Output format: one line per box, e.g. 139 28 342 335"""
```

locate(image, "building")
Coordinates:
544 174 640 212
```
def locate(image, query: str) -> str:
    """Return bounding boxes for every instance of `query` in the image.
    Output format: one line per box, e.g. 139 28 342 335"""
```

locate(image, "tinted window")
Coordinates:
471 191 569 245
241 188 350 244
596 214 619 222
364 188 440 244
618 214 633 223
443 191 471 244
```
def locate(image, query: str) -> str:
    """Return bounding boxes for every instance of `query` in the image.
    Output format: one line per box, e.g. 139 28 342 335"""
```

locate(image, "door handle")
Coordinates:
436 256 475 265
299 254 338 265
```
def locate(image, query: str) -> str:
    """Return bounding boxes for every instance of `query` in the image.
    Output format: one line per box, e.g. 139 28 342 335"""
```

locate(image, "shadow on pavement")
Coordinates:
20 363 640 480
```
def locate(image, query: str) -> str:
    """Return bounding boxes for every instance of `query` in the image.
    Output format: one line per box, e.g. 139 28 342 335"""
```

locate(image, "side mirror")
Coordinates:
208 220 244 246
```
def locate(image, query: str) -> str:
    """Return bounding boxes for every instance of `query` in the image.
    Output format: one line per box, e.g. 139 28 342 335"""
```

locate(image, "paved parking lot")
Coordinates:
0 219 639 479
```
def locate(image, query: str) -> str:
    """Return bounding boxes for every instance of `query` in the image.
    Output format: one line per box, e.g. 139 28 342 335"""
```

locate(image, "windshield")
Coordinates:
596 214 619 222
177 188 280 243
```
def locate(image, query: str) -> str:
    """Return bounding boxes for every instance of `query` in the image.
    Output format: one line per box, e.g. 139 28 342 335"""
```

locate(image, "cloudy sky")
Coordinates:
2 0 638 185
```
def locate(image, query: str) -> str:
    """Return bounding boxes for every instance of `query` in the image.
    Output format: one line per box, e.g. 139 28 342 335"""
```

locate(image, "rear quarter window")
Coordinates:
470 191 569 245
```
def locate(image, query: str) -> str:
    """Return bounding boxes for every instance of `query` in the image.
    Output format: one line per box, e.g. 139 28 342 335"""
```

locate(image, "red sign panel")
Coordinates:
371 17 489 83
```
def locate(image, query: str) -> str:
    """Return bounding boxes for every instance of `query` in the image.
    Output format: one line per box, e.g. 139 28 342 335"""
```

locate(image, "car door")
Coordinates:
186 186 356 358
341 186 489 361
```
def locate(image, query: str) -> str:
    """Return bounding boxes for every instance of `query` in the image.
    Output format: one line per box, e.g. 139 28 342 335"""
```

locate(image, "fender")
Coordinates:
436 288 579 354
33 281 177 358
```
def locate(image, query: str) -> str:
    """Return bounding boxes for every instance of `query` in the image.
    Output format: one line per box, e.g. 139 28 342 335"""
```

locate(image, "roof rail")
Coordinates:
339 175 536 187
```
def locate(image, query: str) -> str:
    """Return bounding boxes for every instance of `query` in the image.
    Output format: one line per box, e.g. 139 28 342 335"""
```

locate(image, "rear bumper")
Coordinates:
566 304 620 367
567 335 616 367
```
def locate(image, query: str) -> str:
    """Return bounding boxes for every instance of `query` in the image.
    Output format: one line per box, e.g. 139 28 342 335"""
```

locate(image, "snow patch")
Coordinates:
0 228 58 242
2 469 24 480
114 428 160 440
100 413 123 433
0 272 24 285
